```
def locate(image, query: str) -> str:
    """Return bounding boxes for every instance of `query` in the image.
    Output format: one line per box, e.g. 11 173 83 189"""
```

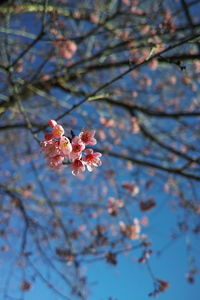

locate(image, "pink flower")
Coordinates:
119 218 141 240
54 37 77 59
52 124 65 139
41 140 61 158
58 47 73 59
58 40 77 59
82 149 102 172
59 136 72 156
71 159 85 176
41 120 102 175
66 40 77 53
48 120 57 128
70 136 85 159
79 128 97 145
44 132 54 141
47 155 64 169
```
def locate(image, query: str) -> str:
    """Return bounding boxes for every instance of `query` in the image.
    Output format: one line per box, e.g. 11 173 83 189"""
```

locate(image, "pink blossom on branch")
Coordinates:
71 159 85 176
59 40 77 59
54 36 77 59
41 121 102 176
52 124 65 138
59 136 72 156
41 140 61 158
79 128 97 145
70 136 85 160
119 218 141 240
44 132 54 141
47 155 64 170
82 149 102 172
48 119 57 128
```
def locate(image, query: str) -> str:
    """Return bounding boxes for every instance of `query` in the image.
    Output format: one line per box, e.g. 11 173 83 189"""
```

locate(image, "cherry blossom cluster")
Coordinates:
119 218 141 240
54 36 77 59
41 120 102 176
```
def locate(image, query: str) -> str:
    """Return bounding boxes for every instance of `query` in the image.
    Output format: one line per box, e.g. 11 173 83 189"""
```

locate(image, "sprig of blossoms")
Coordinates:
41 120 102 176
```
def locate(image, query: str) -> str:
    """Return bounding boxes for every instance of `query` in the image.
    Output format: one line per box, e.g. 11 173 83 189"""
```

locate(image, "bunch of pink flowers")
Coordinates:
54 36 77 59
41 120 102 176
